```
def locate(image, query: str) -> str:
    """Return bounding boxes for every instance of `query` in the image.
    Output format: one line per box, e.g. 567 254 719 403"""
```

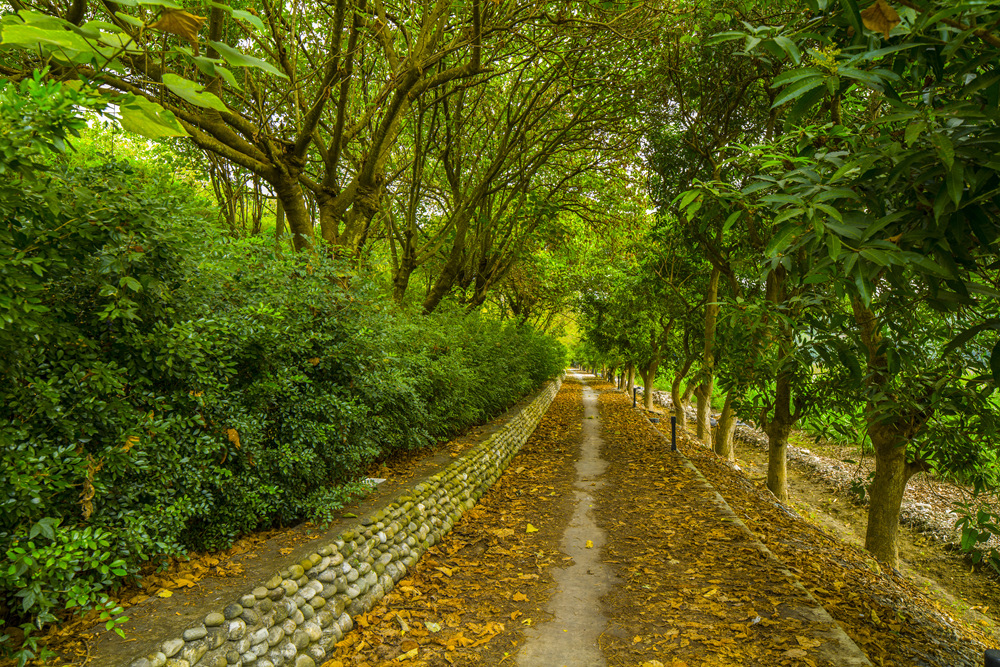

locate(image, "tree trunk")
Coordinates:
671 356 694 432
713 388 737 461
698 267 721 447
671 374 687 432
865 426 919 566
851 298 929 568
274 175 313 251
682 383 695 405
639 357 659 411
764 369 794 503
695 381 712 446
626 364 635 394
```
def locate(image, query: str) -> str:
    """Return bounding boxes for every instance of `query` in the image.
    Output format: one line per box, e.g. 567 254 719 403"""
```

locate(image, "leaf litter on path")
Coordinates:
321 379 587 666
593 382 840 667
662 414 994 667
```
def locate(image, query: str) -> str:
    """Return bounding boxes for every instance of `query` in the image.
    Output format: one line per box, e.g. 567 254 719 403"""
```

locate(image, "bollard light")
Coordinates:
986 649 1000 667
671 416 677 452
633 387 637 408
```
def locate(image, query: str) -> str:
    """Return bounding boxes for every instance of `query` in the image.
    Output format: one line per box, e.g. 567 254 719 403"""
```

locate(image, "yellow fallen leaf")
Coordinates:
585 540 593 548
512 593 528 602
525 524 538 533
157 589 173 598
633 635 643 644
436 566 453 577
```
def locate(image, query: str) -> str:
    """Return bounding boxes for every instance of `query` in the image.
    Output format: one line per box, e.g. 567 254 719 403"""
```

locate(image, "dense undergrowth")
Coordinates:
0 77 564 661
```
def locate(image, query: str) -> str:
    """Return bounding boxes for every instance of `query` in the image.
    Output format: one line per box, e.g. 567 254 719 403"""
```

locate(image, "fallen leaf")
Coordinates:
156 589 172 598
525 524 539 533
512 593 528 602
424 621 442 633
585 540 593 548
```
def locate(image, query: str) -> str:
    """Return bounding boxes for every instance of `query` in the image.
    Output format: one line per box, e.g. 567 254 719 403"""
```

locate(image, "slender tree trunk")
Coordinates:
671 356 694 432
713 388 738 461
765 369 794 503
626 364 635 394
274 198 285 247
851 298 929 567
699 267 721 447
671 375 686 432
640 356 659 411
696 381 712 445
682 383 696 405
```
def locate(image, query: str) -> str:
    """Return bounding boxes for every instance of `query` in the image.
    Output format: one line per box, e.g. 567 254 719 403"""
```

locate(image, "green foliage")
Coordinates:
0 77 564 660
954 498 1000 575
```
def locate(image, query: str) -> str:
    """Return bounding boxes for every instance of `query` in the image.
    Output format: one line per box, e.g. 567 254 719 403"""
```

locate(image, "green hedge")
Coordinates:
0 77 565 661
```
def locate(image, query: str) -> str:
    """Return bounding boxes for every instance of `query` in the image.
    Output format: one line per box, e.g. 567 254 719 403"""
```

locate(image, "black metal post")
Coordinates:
632 387 637 408
986 649 1000 667
671 416 677 452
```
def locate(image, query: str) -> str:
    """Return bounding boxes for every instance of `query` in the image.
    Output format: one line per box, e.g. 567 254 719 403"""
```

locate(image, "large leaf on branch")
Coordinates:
861 0 900 38
209 40 288 79
118 94 188 138
161 73 227 111
148 9 205 54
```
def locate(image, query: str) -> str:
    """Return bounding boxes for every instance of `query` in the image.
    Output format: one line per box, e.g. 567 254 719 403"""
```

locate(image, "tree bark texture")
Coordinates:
713 388 737 461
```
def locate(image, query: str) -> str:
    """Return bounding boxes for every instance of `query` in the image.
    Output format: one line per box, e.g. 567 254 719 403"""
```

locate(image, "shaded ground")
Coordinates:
657 419 995 667
733 433 1000 651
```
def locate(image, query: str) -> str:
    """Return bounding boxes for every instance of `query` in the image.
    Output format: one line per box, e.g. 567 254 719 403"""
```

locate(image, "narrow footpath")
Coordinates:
517 379 617 666
323 374 870 666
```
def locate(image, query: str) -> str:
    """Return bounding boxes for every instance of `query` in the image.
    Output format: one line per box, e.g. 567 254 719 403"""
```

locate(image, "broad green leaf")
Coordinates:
118 95 188 138
826 233 842 259
114 12 146 29
209 40 288 79
930 131 954 169
231 9 265 33
860 247 892 266
904 120 925 146
162 73 227 110
722 210 741 233
1 23 93 51
766 223 799 256
772 67 823 88
773 36 801 65
772 75 825 108
840 0 864 35
814 203 843 222
136 0 183 8
946 161 964 207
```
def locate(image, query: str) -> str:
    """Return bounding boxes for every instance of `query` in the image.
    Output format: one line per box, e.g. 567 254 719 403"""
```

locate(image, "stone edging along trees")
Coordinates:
127 375 565 667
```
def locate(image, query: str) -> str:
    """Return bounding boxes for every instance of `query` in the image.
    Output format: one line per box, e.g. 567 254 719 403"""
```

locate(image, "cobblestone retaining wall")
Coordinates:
130 376 564 667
